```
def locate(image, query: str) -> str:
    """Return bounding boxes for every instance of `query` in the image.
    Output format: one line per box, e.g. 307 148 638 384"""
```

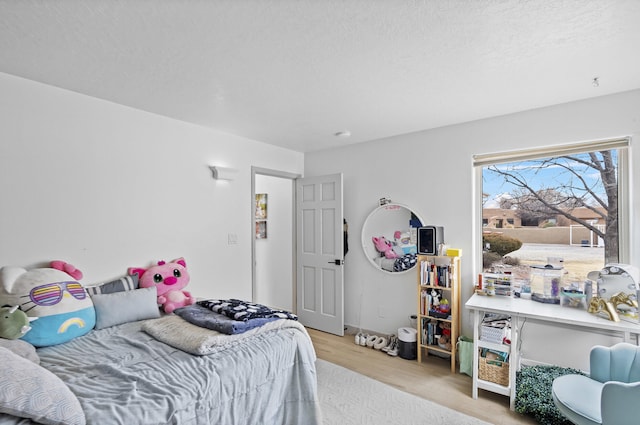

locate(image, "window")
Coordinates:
474 138 630 285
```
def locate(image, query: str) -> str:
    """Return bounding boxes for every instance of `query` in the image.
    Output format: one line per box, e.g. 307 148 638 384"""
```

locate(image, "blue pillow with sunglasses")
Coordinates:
0 265 96 347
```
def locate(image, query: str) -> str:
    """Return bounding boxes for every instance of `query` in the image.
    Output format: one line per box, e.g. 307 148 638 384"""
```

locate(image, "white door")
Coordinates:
296 173 344 336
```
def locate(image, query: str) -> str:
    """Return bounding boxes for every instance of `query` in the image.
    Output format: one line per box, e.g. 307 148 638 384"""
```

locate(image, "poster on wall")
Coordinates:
255 193 267 219
255 193 268 239
256 220 267 239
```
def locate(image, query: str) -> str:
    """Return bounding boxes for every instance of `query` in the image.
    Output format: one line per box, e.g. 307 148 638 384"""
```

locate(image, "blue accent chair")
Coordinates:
552 342 640 425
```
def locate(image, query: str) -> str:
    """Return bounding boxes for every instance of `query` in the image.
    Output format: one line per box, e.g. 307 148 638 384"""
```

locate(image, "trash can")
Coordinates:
397 327 417 360
457 336 474 376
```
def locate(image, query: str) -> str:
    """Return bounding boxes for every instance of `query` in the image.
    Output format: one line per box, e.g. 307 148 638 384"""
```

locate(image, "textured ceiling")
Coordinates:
1 0 640 152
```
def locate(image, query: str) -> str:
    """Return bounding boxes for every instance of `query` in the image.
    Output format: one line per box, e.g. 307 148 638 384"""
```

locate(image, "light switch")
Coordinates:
227 233 238 245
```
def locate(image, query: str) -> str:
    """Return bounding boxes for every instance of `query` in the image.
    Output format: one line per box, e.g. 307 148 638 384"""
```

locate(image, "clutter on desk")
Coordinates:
529 264 564 304
560 282 587 309
586 264 639 322
477 272 512 296
476 258 640 323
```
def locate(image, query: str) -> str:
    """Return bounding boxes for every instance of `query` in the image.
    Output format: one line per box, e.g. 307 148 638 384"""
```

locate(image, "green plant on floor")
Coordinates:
515 365 585 425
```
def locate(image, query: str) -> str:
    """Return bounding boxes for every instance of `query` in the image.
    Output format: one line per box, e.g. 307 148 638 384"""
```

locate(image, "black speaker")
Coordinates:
417 226 444 255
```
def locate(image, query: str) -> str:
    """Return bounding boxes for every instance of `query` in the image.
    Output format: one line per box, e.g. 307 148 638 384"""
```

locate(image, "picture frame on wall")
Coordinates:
256 220 267 239
255 193 267 219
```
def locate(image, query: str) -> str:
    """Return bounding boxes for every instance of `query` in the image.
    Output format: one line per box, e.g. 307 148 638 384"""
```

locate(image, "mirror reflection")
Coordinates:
361 203 424 273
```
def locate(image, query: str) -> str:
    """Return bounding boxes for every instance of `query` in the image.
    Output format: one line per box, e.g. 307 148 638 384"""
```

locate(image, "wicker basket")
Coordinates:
478 357 509 386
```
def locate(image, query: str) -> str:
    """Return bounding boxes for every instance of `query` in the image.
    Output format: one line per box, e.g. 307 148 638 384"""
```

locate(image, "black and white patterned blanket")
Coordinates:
197 299 298 322
394 253 417 272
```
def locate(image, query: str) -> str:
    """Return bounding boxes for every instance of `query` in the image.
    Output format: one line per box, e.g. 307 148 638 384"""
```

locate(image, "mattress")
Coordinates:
0 319 321 425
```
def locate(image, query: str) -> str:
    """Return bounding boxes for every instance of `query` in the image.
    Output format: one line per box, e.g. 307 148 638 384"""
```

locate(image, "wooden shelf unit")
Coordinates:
416 255 461 372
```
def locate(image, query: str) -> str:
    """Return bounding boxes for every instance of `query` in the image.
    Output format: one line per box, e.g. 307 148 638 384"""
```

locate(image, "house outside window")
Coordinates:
474 138 630 285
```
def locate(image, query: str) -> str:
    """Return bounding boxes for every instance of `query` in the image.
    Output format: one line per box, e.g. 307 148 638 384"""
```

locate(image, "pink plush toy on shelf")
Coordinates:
128 257 195 314
372 236 398 259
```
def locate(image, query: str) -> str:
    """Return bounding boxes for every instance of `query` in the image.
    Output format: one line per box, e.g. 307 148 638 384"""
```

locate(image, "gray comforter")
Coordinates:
0 319 321 425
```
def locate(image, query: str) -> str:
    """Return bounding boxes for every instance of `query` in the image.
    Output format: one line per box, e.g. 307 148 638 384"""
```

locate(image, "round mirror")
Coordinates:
361 203 424 274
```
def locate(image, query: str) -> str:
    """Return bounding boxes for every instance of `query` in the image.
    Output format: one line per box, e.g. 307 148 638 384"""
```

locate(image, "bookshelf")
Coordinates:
417 255 461 373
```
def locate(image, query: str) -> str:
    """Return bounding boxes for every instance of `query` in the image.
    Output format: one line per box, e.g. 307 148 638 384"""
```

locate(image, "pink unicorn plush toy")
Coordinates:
128 257 195 314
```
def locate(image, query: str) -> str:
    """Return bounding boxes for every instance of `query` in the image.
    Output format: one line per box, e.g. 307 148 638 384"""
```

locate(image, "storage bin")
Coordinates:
480 324 509 344
530 264 563 299
478 357 509 386
398 327 417 360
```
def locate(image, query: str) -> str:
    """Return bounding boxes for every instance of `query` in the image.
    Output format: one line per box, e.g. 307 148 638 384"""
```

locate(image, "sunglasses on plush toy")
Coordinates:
25 281 87 306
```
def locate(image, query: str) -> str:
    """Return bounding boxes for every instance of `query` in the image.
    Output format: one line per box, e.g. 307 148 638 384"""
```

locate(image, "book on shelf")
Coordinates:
420 317 451 351
419 259 456 288
420 289 429 315
421 317 437 346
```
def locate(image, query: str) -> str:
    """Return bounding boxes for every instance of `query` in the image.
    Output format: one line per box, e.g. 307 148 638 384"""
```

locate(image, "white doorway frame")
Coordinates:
251 166 301 312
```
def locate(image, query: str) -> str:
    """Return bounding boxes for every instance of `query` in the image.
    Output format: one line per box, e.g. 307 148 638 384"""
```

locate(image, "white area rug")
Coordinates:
316 359 491 425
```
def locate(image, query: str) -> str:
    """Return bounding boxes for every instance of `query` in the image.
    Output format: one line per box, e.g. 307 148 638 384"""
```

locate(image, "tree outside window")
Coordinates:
478 140 628 283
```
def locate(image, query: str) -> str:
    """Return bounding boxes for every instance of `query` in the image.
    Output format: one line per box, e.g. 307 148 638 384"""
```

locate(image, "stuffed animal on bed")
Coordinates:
0 261 96 347
0 305 36 340
128 257 195 314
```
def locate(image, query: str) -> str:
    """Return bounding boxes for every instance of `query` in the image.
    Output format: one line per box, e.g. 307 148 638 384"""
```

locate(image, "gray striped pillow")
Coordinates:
86 274 139 296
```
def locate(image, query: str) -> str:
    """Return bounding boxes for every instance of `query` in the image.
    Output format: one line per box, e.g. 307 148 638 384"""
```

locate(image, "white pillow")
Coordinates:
0 347 85 425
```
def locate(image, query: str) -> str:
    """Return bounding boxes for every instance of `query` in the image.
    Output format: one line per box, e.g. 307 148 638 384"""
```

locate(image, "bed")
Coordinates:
0 311 321 425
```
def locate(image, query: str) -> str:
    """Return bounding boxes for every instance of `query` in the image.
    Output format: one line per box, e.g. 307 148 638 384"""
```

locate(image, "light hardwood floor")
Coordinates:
309 328 538 425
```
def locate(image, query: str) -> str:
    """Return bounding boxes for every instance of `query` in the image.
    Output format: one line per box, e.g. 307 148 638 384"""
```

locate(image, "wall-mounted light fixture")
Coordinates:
209 165 238 181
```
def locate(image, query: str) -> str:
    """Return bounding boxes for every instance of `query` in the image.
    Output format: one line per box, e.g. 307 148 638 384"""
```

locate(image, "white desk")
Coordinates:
465 293 640 410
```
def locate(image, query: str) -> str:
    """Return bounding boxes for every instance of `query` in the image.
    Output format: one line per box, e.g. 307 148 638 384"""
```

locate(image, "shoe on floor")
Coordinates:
354 332 363 345
365 334 378 348
373 336 388 350
381 335 396 352
360 333 368 346
387 337 399 356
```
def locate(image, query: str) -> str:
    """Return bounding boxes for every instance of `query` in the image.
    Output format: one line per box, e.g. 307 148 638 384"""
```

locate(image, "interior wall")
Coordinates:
305 89 640 369
0 72 304 301
254 174 293 310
